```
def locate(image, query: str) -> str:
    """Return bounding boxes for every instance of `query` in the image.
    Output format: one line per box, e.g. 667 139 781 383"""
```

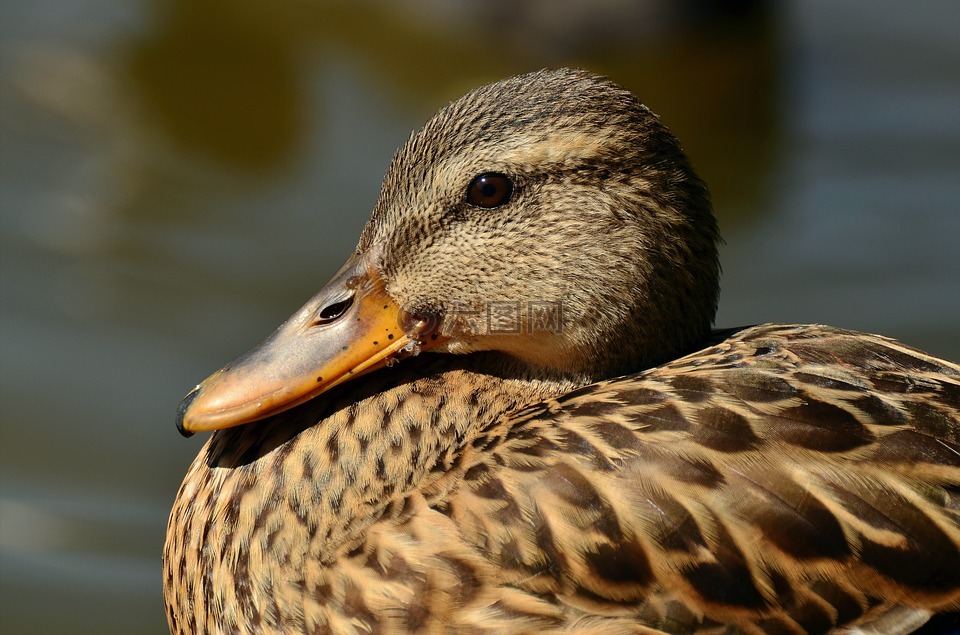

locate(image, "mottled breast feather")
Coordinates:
164 325 960 634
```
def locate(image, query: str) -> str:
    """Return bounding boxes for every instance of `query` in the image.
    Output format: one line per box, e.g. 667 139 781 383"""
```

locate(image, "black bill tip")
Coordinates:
175 387 200 438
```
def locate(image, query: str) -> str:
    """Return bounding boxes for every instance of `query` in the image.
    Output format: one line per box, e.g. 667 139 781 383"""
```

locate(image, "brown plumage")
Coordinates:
163 69 960 634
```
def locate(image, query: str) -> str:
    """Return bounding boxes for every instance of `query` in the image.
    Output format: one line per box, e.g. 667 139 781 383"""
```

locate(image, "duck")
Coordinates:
163 68 960 635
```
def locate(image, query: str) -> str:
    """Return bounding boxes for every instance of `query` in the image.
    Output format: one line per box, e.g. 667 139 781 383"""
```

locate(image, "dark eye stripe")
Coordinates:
467 173 513 209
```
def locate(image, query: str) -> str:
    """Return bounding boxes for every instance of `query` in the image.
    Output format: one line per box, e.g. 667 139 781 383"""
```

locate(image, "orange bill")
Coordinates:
176 252 441 436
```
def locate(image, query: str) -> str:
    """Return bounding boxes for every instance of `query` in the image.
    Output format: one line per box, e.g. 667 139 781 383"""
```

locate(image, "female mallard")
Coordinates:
164 69 959 634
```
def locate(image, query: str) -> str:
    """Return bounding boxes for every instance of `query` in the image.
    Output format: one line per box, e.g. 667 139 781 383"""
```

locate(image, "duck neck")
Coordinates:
190 351 579 562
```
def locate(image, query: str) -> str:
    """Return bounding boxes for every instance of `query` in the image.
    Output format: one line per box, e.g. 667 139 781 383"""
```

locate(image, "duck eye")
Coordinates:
466 173 513 209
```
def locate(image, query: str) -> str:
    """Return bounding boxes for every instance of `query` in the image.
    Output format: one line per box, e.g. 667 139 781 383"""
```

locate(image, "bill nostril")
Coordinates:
315 296 354 324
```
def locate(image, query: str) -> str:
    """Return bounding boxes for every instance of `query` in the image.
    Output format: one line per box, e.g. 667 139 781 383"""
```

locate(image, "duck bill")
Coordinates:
176 252 440 436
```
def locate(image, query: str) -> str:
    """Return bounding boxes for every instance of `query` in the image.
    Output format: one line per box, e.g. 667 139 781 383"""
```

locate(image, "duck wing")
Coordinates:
440 324 959 633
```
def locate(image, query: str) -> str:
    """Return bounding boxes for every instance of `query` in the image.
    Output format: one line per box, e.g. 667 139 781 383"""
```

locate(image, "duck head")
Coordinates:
177 68 720 435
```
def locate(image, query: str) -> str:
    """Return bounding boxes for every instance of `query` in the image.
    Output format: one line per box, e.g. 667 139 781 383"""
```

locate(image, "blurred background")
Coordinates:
1 0 958 633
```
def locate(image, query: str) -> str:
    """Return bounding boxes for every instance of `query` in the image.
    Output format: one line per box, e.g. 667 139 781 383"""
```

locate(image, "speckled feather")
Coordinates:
165 325 960 634
163 70 960 634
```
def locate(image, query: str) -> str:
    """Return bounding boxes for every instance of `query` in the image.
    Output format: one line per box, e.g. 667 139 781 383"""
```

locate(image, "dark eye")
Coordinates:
466 173 513 209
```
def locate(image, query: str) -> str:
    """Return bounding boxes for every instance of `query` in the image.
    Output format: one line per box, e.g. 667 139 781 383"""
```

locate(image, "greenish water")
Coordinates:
1 1 958 633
